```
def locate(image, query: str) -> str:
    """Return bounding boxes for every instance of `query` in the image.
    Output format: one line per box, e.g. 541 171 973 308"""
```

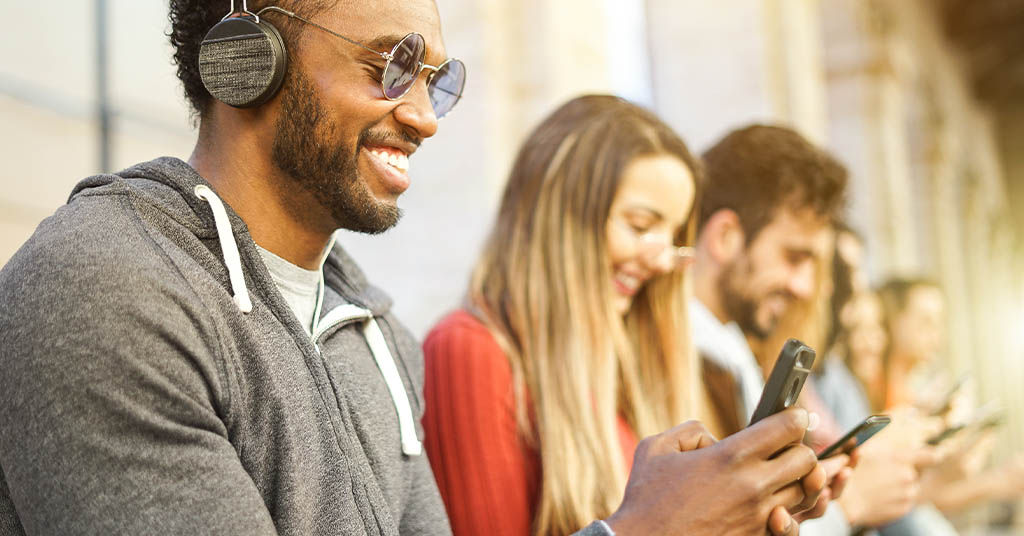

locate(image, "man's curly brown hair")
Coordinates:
698 124 848 242
167 0 334 118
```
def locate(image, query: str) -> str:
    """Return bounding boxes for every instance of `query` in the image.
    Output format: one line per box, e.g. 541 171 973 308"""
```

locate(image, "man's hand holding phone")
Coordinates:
605 408 823 536
748 338 854 525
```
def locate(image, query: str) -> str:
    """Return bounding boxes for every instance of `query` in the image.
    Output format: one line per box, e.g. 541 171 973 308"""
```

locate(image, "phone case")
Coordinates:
748 338 815 426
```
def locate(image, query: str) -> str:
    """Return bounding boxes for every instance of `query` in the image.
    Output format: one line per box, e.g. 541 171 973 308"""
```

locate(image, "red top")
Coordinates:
422 310 638 535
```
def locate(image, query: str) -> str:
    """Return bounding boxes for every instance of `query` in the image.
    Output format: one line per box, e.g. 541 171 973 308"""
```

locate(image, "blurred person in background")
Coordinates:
875 278 1024 522
750 226 942 535
813 233 956 536
691 125 949 533
0 0 469 533
422 95 833 536
817 226 887 422
820 289 888 422
877 278 949 410
692 124 846 436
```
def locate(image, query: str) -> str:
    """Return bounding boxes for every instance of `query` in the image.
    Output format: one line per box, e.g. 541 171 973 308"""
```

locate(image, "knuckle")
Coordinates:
740 472 768 499
807 472 826 494
717 442 745 468
679 419 705 433
635 436 655 458
676 420 706 441
796 445 818 468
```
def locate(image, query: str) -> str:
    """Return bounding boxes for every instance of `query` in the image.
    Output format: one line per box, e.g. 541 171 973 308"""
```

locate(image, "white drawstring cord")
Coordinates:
194 185 253 313
191 188 418 454
362 317 423 456
313 304 423 456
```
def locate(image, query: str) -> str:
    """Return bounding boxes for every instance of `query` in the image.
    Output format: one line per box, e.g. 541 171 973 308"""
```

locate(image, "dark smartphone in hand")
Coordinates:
818 415 891 459
748 339 816 426
927 406 1006 446
978 412 1007 431
927 424 966 446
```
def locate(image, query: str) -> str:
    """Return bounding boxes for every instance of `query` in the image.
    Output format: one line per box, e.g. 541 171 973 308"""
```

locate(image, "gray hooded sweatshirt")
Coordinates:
0 157 452 535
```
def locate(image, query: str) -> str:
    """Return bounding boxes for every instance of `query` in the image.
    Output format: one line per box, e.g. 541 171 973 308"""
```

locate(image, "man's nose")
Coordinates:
392 77 439 139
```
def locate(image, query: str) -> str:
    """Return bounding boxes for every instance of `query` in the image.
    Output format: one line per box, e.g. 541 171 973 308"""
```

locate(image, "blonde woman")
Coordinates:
422 95 829 536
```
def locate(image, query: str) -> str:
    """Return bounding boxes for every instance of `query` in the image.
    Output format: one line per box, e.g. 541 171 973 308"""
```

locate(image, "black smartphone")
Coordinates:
927 407 1006 446
748 339 816 426
817 415 891 459
978 412 1007 431
927 424 966 446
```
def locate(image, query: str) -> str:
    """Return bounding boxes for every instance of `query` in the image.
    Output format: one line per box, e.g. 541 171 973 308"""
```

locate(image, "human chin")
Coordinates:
329 166 403 234
753 307 780 339
612 292 632 315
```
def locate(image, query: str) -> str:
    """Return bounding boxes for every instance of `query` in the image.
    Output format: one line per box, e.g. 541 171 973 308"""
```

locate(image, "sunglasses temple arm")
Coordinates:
257 6 392 61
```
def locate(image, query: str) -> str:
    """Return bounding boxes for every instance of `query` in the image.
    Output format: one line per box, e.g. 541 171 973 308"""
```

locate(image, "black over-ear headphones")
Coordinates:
198 1 287 108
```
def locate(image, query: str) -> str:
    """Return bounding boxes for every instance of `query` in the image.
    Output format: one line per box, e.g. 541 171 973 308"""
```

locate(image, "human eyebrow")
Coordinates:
624 206 664 221
786 246 817 262
365 34 409 52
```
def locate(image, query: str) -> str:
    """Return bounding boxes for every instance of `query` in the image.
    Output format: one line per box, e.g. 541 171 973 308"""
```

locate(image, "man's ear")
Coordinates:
703 209 745 264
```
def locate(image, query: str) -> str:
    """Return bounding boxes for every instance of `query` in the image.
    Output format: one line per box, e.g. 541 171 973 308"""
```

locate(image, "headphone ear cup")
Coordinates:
199 17 288 108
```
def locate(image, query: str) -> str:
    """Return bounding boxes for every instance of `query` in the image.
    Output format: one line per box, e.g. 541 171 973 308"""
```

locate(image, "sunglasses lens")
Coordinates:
382 34 425 99
428 59 466 118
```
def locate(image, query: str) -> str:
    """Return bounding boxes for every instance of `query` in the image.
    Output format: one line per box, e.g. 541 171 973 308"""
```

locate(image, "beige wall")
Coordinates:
0 1 195 265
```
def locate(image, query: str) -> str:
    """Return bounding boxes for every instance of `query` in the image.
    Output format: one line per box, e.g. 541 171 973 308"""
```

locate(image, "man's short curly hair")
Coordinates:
167 0 333 118
699 124 848 242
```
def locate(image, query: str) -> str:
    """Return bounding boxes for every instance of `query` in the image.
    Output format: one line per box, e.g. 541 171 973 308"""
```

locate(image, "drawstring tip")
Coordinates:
195 184 254 316
234 294 253 314
402 438 423 457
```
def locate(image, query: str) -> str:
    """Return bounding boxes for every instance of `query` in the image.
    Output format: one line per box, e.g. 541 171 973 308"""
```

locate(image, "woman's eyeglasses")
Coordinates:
615 220 695 271
258 6 466 119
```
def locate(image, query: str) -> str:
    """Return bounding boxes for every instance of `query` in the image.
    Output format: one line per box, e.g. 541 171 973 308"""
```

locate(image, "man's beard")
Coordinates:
719 256 774 340
270 69 402 234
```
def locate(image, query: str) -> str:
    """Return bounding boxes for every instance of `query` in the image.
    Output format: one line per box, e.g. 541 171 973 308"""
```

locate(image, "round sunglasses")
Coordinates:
258 6 466 118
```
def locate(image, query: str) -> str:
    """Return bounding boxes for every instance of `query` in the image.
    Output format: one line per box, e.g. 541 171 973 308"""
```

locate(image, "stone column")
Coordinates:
821 0 921 279
646 0 827 150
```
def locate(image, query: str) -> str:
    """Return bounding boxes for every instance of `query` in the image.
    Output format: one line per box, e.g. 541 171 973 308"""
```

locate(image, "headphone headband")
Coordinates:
225 0 260 21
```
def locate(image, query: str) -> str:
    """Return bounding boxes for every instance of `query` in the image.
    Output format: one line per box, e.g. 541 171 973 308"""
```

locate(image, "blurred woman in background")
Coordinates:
878 278 948 410
421 95 827 536
876 277 1024 520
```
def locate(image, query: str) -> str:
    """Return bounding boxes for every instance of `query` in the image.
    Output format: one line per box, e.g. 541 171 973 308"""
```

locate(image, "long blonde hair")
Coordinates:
468 95 704 535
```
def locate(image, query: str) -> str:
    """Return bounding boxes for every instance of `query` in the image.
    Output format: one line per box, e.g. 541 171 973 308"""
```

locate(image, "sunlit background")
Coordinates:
1 0 1022 532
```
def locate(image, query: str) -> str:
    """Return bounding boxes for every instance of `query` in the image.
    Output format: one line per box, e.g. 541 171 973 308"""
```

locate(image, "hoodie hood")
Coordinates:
73 156 421 457
70 157 393 317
